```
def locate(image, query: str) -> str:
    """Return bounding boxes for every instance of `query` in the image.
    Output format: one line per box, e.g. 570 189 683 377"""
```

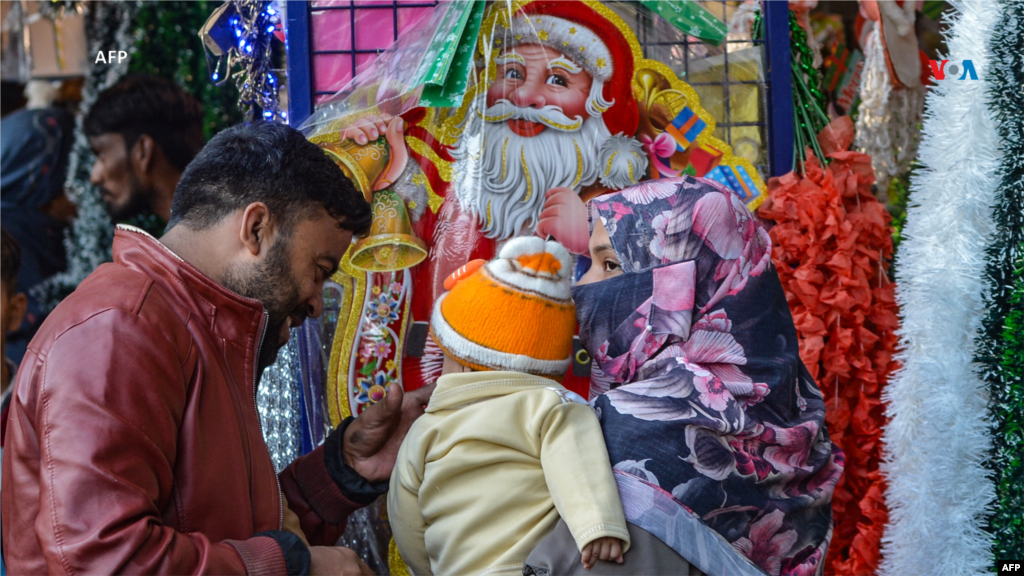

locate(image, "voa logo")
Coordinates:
929 59 978 80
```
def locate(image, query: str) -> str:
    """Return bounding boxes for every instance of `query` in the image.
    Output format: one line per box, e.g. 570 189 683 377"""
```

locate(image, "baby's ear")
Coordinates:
443 259 486 290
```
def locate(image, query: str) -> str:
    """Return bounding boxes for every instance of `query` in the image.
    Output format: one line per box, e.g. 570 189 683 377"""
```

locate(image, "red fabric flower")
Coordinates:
758 125 897 576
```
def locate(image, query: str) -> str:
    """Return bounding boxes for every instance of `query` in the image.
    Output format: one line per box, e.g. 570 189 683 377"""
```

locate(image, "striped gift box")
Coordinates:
664 107 707 152
705 164 759 202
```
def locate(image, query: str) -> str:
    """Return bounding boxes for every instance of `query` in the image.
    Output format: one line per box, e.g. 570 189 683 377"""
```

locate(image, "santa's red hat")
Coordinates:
494 0 639 138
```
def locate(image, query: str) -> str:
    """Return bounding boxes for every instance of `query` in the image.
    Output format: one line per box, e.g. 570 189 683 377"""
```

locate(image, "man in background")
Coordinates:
85 74 203 224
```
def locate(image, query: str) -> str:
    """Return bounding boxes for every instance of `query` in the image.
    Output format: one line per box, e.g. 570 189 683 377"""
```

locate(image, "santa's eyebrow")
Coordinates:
547 58 581 74
496 53 525 66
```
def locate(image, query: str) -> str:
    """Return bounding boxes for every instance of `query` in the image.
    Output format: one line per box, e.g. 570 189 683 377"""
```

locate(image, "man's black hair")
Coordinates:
1 229 21 290
167 122 372 236
84 74 204 172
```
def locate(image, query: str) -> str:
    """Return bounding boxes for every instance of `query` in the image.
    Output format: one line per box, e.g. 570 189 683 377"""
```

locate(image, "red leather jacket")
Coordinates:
2 227 365 574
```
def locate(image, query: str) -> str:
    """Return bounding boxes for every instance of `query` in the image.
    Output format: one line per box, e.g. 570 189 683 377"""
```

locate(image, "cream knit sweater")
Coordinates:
388 371 630 576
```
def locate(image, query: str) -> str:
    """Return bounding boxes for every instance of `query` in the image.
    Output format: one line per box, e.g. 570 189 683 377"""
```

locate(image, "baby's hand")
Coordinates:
580 537 625 569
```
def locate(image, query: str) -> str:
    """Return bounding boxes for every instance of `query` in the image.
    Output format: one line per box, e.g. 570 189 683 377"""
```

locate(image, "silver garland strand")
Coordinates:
257 328 304 472
336 499 393 574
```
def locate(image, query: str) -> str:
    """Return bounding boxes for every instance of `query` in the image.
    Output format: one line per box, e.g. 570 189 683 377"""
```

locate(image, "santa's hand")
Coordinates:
375 115 408 190
342 382 435 483
536 187 590 255
340 113 391 146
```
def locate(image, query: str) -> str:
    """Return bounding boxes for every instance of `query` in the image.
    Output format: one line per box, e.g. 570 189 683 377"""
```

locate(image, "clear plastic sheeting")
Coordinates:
301 1 767 176
301 0 477 135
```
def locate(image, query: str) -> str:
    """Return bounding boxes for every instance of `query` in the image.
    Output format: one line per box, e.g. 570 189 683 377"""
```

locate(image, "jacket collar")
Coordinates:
426 371 564 413
112 225 266 345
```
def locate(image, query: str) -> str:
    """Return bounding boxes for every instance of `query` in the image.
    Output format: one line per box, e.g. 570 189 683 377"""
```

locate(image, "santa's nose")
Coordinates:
510 86 546 109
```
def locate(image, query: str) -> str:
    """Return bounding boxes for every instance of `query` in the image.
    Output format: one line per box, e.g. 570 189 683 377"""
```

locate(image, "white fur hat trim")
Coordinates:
485 237 573 301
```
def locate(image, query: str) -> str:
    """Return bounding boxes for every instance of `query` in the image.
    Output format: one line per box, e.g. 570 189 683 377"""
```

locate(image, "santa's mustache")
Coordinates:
480 99 584 132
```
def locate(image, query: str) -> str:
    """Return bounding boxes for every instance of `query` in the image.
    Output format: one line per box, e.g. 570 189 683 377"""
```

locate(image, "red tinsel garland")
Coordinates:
758 126 898 576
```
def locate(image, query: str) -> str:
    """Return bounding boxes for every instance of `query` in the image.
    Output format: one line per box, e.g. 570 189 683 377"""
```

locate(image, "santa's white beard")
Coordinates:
451 108 610 240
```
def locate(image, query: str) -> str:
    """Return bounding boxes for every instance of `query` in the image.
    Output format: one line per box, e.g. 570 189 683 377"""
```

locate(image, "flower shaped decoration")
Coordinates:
367 293 400 324
356 371 390 405
758 130 898 576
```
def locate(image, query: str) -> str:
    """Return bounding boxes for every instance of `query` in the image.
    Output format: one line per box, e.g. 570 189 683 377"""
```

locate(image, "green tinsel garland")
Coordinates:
887 166 915 254
978 0 1024 559
992 248 1024 557
752 10 830 174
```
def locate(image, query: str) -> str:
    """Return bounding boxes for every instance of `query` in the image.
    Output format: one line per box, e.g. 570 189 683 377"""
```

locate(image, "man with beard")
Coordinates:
85 75 204 223
2 122 433 575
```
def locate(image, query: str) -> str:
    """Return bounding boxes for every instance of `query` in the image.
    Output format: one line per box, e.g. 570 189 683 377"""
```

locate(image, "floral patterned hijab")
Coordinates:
572 177 843 576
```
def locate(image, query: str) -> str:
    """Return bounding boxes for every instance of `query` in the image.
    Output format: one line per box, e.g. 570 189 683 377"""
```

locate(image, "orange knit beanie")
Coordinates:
430 237 576 379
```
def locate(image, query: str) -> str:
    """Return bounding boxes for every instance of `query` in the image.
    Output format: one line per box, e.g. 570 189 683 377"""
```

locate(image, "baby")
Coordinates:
388 238 629 576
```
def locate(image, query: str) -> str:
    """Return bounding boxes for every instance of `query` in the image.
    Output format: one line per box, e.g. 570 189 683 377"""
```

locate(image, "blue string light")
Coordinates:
204 0 284 123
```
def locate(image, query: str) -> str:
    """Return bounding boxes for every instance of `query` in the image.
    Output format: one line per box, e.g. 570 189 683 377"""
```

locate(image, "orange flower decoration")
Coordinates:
758 120 898 576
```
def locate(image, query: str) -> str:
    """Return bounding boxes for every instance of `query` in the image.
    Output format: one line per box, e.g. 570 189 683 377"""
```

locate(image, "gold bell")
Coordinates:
317 134 428 272
320 136 392 203
349 188 428 272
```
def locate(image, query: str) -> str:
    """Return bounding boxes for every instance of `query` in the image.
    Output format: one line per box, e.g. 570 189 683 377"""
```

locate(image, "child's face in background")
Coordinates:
1 279 28 361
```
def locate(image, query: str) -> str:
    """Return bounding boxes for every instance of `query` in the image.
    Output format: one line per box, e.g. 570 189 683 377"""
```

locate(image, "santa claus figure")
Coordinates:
313 0 765 404
450 1 647 240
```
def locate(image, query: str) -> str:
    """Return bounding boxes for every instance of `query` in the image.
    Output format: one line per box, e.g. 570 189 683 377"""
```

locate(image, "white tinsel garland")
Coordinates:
879 2 1001 575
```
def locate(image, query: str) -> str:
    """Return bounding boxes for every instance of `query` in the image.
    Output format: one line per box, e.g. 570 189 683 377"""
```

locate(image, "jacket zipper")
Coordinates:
120 225 286 531
252 310 285 530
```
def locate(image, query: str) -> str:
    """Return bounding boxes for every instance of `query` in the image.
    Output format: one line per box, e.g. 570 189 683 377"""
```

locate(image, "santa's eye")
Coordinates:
504 68 524 80
545 73 569 87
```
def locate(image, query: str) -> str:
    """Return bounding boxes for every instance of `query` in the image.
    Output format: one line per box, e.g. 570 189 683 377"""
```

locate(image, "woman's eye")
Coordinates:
603 260 620 272
545 74 568 87
504 68 524 80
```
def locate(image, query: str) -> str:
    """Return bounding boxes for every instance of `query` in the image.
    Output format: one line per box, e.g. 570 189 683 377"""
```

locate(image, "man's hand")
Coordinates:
536 187 590 255
342 382 435 483
309 546 373 575
580 537 625 570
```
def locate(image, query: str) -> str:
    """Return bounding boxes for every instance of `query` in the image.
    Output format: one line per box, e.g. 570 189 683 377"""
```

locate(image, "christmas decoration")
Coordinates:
788 11 830 173
304 0 763 419
131 1 242 140
753 9 830 173
853 4 926 197
759 119 897 576
879 2 1001 575
201 0 284 123
988 246 1024 558
257 327 303 472
978 0 1024 558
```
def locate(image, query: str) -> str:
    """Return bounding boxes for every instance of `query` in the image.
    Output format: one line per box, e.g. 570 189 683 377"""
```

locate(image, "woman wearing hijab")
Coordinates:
0 107 75 363
526 177 843 576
